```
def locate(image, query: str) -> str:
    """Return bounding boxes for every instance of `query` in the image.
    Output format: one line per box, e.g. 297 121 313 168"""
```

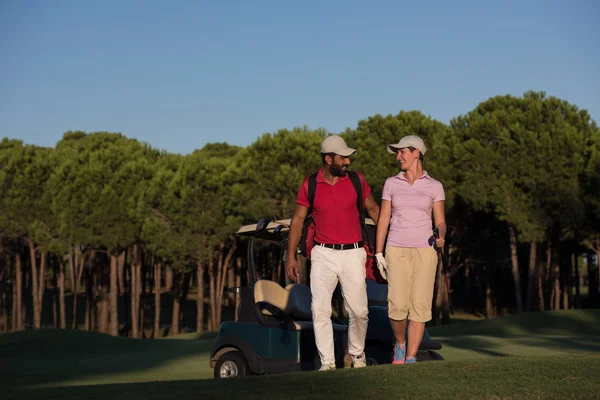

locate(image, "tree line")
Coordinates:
0 90 599 337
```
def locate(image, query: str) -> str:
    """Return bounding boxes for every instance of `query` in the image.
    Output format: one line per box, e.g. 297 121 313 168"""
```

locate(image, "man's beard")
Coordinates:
330 164 348 177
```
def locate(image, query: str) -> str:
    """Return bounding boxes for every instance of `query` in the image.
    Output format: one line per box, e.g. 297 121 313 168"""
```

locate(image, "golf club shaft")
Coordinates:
434 230 454 315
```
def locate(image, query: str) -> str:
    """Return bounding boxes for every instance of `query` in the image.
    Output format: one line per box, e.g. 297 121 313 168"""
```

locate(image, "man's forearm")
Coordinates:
287 218 303 261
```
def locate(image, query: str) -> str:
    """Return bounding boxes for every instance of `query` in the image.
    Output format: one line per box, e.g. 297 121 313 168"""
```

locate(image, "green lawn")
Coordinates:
1 309 599 399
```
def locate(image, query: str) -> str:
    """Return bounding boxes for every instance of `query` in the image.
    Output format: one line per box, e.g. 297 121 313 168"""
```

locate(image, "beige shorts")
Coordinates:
385 246 438 322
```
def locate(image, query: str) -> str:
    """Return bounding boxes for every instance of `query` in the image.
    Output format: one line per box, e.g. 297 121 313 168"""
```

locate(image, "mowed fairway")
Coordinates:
2 309 600 399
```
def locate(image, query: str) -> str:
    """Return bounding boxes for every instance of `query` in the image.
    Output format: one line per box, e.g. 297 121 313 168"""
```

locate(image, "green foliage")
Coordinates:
451 91 592 243
1 90 598 320
343 110 457 207
0 139 58 251
49 132 159 252
223 127 326 222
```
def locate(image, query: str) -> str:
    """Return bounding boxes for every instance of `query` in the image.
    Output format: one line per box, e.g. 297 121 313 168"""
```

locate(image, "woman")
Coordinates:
375 135 446 364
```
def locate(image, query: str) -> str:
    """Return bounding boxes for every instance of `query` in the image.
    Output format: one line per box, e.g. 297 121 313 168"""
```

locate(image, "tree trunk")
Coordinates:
171 274 183 336
485 266 494 318
22 267 28 329
137 259 143 337
196 262 205 333
574 253 581 309
58 258 66 329
526 242 537 311
109 253 119 336
171 295 180 336
165 267 173 292
508 226 523 312
228 259 235 306
153 262 161 338
552 264 561 310
27 239 46 329
216 241 237 327
98 296 109 334
537 258 545 312
53 262 58 328
130 264 138 339
118 250 127 333
562 249 573 310
85 262 96 332
15 253 23 331
70 248 85 329
209 259 216 330
130 245 140 339
1 284 7 333
588 250 600 306
96 263 109 333
118 251 125 296
235 257 242 320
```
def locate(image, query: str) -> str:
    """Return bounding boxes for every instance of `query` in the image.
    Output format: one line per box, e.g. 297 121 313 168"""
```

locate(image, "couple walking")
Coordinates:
286 134 446 370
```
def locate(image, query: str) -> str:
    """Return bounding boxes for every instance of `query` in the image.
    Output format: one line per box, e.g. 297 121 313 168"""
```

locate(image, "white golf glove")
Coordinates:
375 253 387 280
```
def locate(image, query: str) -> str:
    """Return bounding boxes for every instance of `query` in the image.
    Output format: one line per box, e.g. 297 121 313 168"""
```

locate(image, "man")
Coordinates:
286 135 380 371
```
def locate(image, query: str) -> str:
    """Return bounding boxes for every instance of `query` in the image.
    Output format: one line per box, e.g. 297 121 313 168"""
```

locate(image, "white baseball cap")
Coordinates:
321 135 357 156
387 135 427 155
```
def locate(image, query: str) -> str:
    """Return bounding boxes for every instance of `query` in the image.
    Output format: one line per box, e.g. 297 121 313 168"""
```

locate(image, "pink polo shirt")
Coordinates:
382 171 445 248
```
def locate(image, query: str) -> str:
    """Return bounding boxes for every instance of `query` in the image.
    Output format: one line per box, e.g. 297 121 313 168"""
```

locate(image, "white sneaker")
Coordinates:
351 353 367 368
318 363 336 371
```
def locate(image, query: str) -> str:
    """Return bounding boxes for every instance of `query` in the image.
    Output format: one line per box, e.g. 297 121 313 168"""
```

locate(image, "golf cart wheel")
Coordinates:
415 350 444 362
214 351 249 379
365 344 391 366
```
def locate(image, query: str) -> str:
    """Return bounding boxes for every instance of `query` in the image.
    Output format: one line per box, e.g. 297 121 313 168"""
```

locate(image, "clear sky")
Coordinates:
1 0 598 154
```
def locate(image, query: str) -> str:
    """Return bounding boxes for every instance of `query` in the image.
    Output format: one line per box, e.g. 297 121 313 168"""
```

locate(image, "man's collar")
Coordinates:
316 167 350 183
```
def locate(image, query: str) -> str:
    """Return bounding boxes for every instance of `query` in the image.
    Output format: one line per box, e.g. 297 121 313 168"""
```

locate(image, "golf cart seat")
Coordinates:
253 279 346 332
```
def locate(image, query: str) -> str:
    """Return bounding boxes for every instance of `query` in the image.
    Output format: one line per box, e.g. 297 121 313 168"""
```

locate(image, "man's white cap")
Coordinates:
387 135 427 155
321 135 357 156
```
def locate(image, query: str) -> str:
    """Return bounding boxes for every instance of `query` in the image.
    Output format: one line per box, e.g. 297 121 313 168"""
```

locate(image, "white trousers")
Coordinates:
310 245 369 365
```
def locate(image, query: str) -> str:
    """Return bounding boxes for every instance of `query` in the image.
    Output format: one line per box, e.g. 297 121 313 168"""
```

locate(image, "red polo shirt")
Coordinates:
296 168 371 244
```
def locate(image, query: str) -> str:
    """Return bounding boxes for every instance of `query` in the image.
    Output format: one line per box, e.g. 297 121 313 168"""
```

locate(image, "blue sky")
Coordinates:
1 0 598 154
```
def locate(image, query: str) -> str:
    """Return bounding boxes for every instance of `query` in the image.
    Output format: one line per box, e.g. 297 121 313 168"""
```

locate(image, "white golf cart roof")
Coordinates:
236 218 375 237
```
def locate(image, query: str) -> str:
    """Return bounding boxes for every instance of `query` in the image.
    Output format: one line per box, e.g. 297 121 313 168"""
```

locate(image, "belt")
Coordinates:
314 241 364 250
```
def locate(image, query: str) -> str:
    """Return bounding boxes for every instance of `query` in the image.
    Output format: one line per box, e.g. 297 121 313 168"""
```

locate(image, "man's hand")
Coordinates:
375 253 387 280
287 256 300 281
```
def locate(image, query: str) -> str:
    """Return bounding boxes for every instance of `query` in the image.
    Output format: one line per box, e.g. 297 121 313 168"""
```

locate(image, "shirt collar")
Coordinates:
316 167 350 183
395 170 430 182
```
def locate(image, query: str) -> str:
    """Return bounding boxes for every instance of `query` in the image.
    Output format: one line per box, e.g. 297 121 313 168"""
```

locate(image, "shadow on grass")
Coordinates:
2 308 600 390
440 333 600 358
0 328 216 389
428 309 600 338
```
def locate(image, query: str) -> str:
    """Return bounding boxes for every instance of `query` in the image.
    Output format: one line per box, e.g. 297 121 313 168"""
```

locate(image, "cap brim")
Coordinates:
387 145 400 154
337 147 357 157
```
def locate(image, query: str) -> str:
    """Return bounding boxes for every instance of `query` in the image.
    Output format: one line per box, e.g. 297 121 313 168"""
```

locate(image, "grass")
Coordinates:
1 309 600 399
4 355 600 400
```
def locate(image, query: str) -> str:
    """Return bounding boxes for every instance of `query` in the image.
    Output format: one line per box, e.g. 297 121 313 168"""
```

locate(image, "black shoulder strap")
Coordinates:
347 171 365 214
307 171 318 214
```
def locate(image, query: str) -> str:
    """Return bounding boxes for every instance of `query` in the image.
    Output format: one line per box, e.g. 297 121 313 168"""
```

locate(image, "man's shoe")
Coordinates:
351 352 367 368
318 363 336 371
392 342 406 364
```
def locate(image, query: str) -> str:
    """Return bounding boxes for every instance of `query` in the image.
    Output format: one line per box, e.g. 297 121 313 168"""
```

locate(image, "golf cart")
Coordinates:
209 218 443 378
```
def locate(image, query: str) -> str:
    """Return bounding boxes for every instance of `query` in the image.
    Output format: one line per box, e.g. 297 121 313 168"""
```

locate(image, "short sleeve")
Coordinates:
382 178 393 201
433 182 446 202
296 177 310 208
